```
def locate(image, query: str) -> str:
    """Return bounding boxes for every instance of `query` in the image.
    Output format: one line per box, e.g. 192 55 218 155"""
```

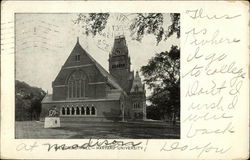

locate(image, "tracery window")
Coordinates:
68 71 87 99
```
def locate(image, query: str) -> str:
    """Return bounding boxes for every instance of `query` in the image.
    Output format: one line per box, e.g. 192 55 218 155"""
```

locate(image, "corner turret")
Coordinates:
130 71 145 93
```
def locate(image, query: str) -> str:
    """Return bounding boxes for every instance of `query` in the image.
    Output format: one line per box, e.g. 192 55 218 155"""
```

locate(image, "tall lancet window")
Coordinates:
68 70 87 99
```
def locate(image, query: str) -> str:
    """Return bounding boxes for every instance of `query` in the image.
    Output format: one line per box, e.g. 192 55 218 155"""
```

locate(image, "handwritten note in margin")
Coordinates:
160 5 249 159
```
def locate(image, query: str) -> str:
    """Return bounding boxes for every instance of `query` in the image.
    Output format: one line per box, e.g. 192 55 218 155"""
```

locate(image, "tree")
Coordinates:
130 13 180 44
130 13 164 43
73 13 180 44
141 46 180 121
15 80 46 121
146 105 161 120
166 13 180 38
73 13 110 36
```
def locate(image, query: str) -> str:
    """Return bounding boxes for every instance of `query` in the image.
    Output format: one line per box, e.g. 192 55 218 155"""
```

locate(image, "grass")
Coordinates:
15 121 180 139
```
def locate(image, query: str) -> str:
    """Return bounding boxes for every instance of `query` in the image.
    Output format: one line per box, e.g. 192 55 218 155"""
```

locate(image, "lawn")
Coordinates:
15 121 180 139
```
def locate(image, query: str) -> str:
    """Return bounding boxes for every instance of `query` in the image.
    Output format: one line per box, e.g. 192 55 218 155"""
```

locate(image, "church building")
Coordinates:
40 35 146 121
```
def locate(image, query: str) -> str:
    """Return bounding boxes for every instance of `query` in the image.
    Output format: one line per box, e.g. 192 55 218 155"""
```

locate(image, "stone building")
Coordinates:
40 35 146 121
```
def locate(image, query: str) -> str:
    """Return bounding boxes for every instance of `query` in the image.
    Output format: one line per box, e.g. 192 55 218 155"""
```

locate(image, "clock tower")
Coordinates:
109 35 133 93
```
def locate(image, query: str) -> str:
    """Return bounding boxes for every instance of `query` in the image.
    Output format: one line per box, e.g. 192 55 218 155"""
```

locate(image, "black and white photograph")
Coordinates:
15 13 180 139
1 1 249 159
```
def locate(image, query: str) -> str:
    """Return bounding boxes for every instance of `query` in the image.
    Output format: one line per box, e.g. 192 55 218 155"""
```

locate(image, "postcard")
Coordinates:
0 1 249 159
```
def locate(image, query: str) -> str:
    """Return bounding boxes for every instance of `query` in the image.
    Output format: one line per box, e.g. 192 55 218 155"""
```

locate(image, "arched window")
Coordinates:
133 102 140 109
81 107 85 115
76 107 80 115
68 71 87 99
86 107 90 115
71 107 75 115
62 107 65 115
91 107 96 115
66 107 70 115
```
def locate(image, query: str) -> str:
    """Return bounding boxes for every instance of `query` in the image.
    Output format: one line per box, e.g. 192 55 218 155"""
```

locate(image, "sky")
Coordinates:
15 13 179 97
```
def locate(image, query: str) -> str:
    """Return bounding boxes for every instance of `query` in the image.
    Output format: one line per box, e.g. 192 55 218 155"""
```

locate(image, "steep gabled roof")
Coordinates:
67 38 123 91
